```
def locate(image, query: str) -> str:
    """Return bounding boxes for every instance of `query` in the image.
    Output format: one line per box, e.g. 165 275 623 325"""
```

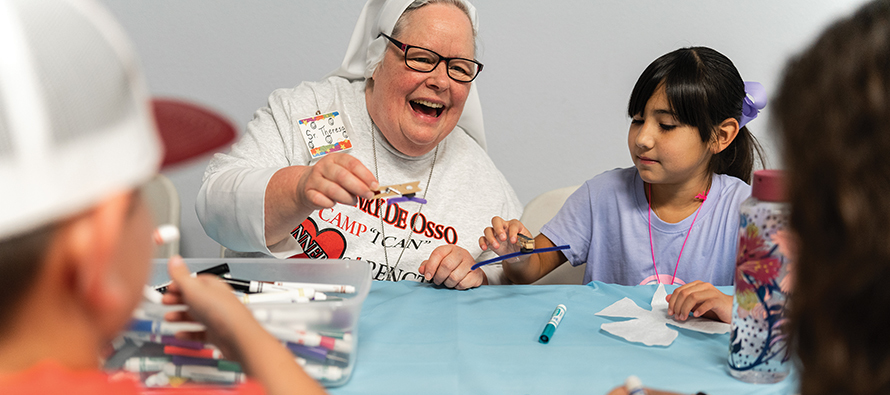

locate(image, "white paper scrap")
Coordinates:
595 284 730 346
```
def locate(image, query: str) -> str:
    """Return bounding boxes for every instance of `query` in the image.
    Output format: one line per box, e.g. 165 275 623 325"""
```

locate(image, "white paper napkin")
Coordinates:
595 284 730 346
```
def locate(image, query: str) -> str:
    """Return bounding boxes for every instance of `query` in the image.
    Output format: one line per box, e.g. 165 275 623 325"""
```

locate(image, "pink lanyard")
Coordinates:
647 183 708 285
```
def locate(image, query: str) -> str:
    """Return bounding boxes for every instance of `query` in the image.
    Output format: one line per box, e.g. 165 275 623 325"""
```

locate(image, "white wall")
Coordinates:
99 0 869 258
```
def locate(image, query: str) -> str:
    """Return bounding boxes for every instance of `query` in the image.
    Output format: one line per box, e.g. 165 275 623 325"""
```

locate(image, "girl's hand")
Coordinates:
478 216 532 258
665 280 733 323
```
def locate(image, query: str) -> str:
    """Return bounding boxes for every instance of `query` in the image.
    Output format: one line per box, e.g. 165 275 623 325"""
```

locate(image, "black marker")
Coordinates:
154 263 231 294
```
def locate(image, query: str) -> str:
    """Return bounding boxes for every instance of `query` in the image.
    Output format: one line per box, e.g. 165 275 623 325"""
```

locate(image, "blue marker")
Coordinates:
129 319 204 335
539 304 567 343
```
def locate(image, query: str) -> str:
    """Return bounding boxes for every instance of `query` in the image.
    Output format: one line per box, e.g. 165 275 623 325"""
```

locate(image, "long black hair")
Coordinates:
627 47 764 183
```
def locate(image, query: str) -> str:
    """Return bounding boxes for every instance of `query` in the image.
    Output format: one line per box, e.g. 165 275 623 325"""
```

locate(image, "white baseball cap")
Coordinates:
0 0 235 240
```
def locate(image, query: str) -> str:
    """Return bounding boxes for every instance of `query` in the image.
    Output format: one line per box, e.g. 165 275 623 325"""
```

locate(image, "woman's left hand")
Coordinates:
419 245 487 290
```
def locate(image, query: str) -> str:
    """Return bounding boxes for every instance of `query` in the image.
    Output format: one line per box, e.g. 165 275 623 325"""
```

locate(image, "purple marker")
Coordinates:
285 343 349 368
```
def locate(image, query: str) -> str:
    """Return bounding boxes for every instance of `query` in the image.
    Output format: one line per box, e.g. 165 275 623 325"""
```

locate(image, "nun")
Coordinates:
197 0 521 289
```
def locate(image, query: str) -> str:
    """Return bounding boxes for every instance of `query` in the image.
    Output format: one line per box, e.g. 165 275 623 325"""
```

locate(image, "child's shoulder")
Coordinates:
712 173 753 205
585 167 637 187
713 173 752 193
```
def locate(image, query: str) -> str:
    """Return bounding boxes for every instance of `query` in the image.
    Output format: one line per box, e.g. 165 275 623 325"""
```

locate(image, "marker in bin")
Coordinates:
162 363 244 384
129 318 205 336
286 343 349 368
265 281 356 294
164 345 223 360
238 288 316 304
150 225 233 296
222 277 292 294
170 355 219 368
262 325 353 353
123 356 170 373
122 331 206 350
154 263 231 294
296 357 344 381
539 304 566 344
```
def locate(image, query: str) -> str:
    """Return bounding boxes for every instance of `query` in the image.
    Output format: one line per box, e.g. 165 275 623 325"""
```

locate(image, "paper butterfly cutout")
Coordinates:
595 284 730 346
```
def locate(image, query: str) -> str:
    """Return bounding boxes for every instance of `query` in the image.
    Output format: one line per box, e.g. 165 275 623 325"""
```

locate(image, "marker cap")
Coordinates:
129 319 154 333
625 375 646 395
539 325 556 343
153 224 180 245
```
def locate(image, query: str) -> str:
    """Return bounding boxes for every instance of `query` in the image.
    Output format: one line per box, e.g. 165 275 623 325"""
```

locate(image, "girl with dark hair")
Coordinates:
481 47 764 324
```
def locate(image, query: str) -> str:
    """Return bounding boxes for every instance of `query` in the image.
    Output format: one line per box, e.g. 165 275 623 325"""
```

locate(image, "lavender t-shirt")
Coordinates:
541 167 750 286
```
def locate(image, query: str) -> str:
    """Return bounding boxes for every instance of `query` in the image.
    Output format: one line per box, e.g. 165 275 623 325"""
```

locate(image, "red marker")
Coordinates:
164 345 223 360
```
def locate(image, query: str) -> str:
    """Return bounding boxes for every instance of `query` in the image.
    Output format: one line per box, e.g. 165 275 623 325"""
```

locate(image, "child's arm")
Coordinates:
479 216 567 284
163 256 327 395
665 280 733 323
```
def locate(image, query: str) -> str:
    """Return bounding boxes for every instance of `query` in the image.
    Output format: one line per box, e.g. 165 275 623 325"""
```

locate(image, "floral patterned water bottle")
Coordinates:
728 170 792 383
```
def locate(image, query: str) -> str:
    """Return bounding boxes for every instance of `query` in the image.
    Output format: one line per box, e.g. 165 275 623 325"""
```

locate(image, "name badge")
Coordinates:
298 111 352 160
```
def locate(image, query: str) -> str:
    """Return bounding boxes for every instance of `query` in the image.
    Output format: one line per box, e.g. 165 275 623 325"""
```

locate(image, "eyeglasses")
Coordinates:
378 33 483 83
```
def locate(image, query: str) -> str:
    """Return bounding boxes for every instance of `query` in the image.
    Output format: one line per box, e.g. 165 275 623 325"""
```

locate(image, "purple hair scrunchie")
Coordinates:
740 81 768 128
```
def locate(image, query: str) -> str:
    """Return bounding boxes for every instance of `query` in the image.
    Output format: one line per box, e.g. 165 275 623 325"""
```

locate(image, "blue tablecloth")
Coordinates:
330 281 798 395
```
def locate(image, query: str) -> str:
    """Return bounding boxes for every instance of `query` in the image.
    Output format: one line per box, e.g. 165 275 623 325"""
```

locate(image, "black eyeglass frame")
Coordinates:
378 33 483 83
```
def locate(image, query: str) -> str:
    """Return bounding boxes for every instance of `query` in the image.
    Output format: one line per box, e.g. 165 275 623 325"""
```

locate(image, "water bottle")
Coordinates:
728 170 793 383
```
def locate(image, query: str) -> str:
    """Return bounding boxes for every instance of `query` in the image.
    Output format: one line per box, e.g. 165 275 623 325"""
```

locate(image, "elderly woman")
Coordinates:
197 0 521 289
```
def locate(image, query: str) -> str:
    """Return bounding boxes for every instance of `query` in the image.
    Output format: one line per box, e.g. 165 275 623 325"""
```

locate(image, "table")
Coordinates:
330 281 798 395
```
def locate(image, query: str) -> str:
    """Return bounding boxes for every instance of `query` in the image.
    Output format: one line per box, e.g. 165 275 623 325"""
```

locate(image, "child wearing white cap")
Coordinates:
0 0 325 394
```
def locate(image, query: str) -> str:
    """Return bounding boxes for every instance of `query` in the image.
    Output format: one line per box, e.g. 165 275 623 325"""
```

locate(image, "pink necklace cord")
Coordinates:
647 183 708 285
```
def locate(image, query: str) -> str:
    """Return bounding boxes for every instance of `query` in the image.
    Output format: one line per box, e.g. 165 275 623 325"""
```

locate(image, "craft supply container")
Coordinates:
104 258 371 389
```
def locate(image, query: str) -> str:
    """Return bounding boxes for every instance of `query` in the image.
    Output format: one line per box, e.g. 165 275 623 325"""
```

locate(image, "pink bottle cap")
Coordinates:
751 169 786 202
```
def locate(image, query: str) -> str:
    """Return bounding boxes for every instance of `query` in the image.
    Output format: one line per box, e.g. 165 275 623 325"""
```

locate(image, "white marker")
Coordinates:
238 289 314 304
296 357 344 381
163 363 244 384
144 371 170 387
124 356 170 373
153 224 180 245
267 281 356 294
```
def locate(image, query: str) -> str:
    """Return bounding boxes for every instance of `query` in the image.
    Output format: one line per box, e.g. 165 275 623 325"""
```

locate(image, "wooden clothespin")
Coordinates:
516 234 535 253
371 181 422 200
371 181 427 205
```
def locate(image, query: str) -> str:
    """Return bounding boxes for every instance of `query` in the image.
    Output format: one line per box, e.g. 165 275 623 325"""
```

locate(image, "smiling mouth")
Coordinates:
410 99 444 117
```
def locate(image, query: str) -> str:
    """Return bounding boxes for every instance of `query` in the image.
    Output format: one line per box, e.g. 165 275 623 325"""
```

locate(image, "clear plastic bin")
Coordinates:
103 258 371 389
